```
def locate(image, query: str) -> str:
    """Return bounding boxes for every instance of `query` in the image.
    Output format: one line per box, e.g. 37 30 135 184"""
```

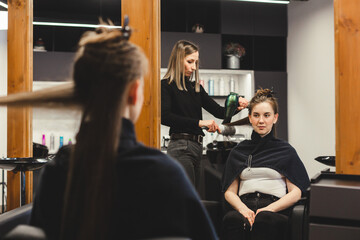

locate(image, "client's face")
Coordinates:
249 101 278 137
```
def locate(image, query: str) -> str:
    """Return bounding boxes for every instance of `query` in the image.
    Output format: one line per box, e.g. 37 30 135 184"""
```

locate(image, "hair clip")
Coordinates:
121 15 132 40
267 87 276 98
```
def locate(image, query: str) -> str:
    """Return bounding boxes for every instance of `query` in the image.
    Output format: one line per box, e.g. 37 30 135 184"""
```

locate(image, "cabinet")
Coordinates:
161 0 287 72
220 1 287 36
161 32 222 69
309 173 360 240
162 0 220 33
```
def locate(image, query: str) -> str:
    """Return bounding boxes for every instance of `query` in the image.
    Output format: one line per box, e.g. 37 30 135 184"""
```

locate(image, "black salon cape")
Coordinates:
30 118 218 240
222 129 310 195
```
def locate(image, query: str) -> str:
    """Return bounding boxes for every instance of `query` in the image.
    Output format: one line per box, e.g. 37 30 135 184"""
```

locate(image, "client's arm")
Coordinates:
225 178 255 226
256 179 301 215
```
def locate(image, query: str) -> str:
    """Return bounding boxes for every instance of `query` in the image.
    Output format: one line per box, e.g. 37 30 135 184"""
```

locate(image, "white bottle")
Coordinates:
208 78 214 96
229 77 235 92
219 77 225 96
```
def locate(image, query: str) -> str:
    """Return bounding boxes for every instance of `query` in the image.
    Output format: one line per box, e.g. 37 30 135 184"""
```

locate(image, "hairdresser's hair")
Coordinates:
58 28 147 240
248 88 279 115
163 40 200 92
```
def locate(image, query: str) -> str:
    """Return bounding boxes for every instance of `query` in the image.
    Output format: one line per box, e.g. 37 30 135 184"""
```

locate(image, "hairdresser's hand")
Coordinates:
239 207 256 227
199 120 221 133
238 97 249 110
256 206 275 216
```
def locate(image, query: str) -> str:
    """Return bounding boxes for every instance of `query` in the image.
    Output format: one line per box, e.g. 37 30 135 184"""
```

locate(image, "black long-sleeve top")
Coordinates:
161 78 225 136
30 118 218 240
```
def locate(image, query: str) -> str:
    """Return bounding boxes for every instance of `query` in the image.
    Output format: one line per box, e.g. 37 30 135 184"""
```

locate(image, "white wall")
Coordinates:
288 0 335 178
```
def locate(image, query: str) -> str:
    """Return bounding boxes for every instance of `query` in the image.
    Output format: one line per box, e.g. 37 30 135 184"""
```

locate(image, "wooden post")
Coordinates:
334 0 360 174
7 0 33 210
121 0 161 148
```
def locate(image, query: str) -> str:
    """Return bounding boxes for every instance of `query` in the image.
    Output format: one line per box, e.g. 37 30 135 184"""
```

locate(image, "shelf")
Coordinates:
210 95 245 99
209 95 228 98
160 68 254 103
160 67 255 146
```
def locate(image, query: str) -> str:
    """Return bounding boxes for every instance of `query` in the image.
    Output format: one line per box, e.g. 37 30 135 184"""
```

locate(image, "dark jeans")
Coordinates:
222 192 290 240
167 139 202 189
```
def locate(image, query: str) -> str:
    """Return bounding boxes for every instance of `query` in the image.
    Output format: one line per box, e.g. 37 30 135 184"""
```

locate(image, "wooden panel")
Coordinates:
122 0 161 148
334 0 360 174
7 0 33 210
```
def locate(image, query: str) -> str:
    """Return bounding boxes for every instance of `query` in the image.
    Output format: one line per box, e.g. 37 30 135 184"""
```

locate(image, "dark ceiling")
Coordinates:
34 0 122 25
0 0 122 25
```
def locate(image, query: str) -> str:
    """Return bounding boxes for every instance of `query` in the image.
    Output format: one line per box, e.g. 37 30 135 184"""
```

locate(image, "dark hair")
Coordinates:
61 27 148 240
248 88 279 115
163 40 200 92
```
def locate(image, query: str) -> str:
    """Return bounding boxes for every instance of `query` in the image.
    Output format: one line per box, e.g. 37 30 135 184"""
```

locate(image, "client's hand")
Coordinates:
255 206 275 216
239 207 255 227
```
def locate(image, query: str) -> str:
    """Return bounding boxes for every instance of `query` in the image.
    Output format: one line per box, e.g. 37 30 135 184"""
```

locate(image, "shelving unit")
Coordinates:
160 0 289 140
32 0 289 140
32 82 81 154
160 68 255 147
161 0 287 72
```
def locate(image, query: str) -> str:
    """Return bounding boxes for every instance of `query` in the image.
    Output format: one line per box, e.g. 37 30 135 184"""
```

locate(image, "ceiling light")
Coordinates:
235 0 289 4
0 1 8 9
33 21 121 29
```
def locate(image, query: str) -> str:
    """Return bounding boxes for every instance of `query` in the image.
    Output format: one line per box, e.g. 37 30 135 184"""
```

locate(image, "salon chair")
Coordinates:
3 225 191 240
0 204 192 240
0 203 33 238
203 164 309 240
3 224 46 240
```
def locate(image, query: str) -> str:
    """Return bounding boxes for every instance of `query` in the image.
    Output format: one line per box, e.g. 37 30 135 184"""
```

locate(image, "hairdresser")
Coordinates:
161 40 248 189
0 25 219 239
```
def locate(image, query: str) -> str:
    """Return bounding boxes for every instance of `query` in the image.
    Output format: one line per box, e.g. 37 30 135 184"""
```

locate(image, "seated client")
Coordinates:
1 26 217 240
221 89 310 240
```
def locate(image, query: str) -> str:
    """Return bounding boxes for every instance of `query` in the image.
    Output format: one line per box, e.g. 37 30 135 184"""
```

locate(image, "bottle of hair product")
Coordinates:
208 78 214 96
42 134 46 146
50 134 55 151
229 77 235 92
59 136 64 148
68 138 72 145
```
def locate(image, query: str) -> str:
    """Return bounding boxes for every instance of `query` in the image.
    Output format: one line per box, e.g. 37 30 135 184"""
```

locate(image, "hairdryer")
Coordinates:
222 92 241 124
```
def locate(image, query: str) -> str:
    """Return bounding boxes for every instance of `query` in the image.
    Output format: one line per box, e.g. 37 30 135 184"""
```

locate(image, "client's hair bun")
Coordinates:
254 88 274 98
